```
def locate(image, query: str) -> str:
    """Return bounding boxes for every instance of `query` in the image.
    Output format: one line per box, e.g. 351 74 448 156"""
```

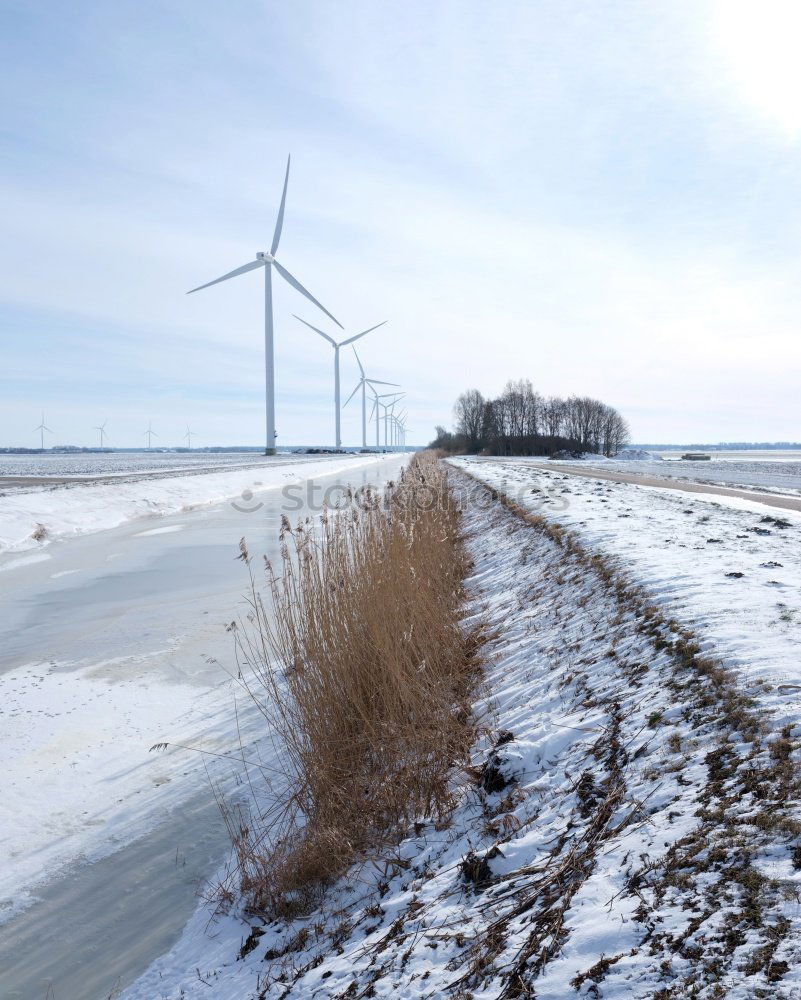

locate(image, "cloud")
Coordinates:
0 0 799 446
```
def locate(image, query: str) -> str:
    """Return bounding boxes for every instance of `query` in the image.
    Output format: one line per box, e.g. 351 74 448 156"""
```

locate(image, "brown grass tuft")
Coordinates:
229 452 481 914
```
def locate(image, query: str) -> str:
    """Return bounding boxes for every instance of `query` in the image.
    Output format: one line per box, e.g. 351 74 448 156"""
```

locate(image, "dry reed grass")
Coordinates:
229 452 480 915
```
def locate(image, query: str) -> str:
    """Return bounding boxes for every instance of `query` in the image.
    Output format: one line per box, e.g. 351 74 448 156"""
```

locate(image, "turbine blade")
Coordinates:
270 155 290 256
273 261 343 328
351 345 365 377
365 378 400 387
340 320 387 347
343 381 361 408
292 314 336 346
187 259 263 294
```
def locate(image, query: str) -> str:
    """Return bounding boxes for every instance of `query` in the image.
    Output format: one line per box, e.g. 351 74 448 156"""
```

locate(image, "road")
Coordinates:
0 454 407 1000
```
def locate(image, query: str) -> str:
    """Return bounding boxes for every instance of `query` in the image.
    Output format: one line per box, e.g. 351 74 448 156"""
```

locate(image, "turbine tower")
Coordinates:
187 156 342 455
343 346 398 449
144 421 158 450
35 414 52 452
94 420 108 448
294 316 387 449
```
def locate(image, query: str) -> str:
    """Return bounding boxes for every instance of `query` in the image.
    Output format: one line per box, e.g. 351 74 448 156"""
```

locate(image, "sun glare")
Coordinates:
714 0 801 136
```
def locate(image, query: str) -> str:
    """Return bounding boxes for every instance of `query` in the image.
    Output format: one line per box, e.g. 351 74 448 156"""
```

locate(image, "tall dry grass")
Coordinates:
229 452 480 914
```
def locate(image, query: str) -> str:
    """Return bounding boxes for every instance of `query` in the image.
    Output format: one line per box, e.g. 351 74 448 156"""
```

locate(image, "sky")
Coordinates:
1 0 800 448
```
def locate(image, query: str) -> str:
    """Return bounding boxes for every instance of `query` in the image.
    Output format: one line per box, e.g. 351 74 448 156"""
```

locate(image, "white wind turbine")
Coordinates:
184 425 194 449
294 315 388 449
187 156 342 455
342 346 399 449
94 419 109 448
370 392 405 449
393 408 408 450
144 421 158 450
35 413 52 452
386 395 405 449
368 390 398 449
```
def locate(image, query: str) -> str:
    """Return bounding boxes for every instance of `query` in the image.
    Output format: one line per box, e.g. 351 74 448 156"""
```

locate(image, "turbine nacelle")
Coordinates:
256 252 274 263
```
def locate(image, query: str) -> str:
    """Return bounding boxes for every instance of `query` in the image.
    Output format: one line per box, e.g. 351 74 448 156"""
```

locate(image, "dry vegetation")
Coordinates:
226 452 481 916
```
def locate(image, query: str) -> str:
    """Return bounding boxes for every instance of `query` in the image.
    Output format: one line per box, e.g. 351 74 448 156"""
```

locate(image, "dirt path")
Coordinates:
544 462 801 513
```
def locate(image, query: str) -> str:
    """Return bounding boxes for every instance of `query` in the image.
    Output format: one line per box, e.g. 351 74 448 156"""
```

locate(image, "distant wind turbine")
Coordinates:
386 395 406 449
393 409 408 450
184 426 194 449
187 155 342 455
294 316 388 448
370 392 405 450
35 413 52 452
343 346 398 449
94 419 108 448
144 421 158 450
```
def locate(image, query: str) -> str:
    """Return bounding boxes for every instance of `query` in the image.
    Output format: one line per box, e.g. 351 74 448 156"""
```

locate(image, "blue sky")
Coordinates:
1 0 800 446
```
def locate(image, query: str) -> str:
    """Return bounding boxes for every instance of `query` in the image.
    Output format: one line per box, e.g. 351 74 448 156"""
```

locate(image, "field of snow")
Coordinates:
119 459 801 999
549 452 801 495
0 452 384 556
0 451 277 478
458 456 801 693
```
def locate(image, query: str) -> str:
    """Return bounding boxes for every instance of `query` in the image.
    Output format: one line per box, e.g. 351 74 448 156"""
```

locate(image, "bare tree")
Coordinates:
453 389 486 452
437 382 629 458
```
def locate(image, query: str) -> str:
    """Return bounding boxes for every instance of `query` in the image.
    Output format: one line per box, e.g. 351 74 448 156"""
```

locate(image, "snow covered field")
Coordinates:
0 452 384 556
457 456 801 694
544 452 801 496
0 451 281 478
117 458 801 999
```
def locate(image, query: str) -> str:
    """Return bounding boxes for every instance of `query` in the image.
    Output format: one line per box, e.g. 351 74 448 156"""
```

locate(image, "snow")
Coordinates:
614 448 662 461
0 453 387 555
118 458 801 999
0 450 321 477
544 453 801 495
0 655 248 925
457 456 801 694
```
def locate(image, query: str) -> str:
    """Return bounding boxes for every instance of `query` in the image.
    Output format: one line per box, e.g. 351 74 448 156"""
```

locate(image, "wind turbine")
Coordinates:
342 347 398 448
370 392 405 450
187 156 342 455
368 390 398 449
35 414 52 452
144 421 158 450
393 409 408 450
94 419 108 449
342 346 399 449
387 395 407 450
184 425 193 449
294 315 387 448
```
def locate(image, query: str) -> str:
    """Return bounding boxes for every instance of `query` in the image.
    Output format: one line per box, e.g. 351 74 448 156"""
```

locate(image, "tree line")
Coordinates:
430 380 630 457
